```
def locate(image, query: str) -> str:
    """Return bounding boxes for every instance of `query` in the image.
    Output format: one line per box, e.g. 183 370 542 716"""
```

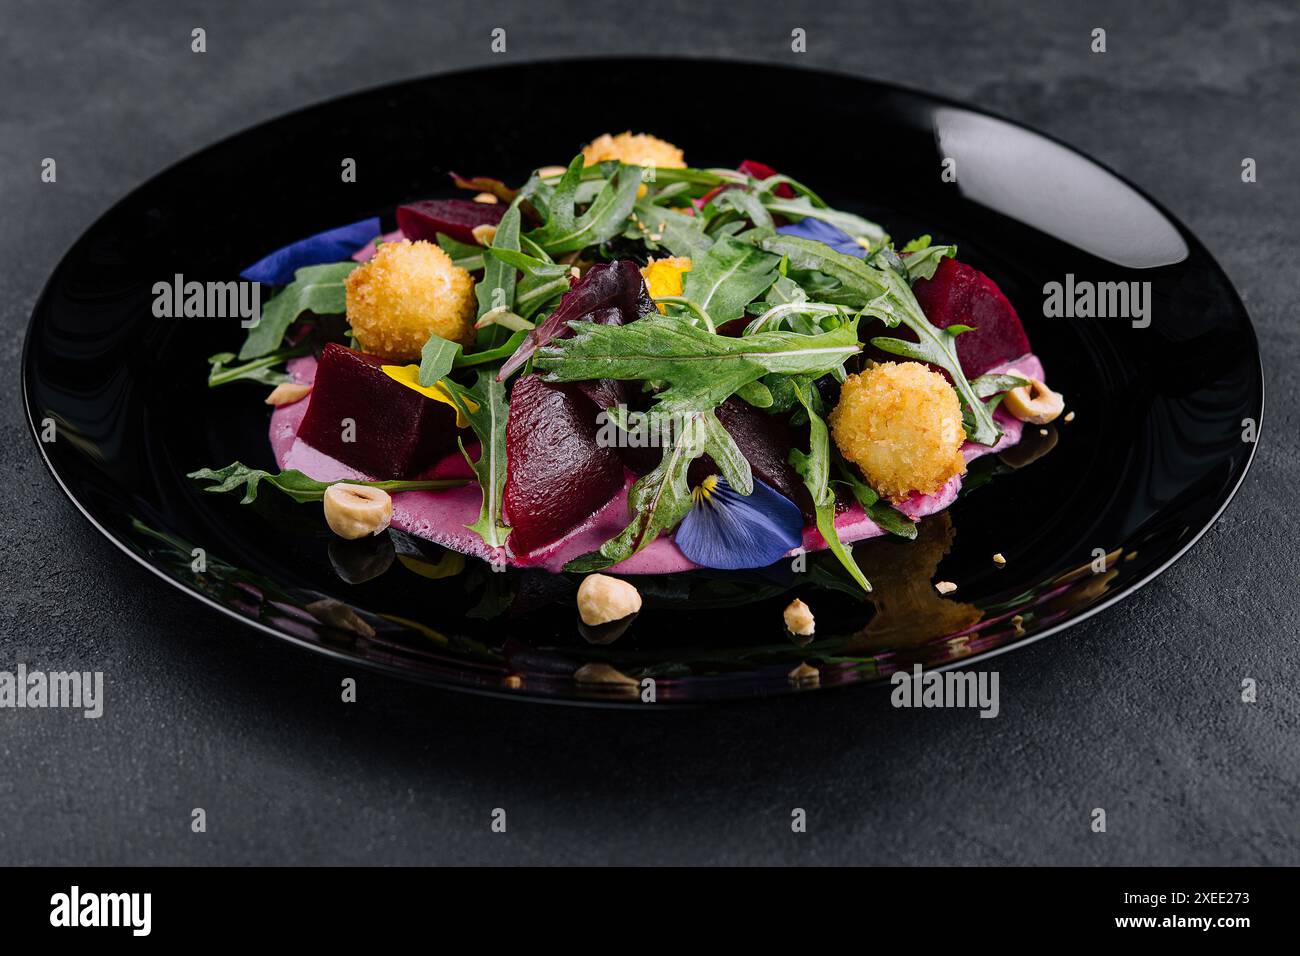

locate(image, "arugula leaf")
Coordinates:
834 459 917 540
902 242 957 283
679 236 780 325
454 329 528 368
705 189 774 229
901 234 933 253
533 314 860 417
788 384 872 592
417 333 462 387
972 372 1030 398
565 410 746 572
239 262 357 359
756 234 1000 445
474 204 522 349
488 247 571 320
633 200 712 258
442 371 510 549
188 462 464 504
435 232 485 271
207 344 308 388
525 156 642 255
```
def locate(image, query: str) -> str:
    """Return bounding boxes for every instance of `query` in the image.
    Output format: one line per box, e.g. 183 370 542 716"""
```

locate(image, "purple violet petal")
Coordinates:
776 218 866 258
674 476 804 570
240 217 382 284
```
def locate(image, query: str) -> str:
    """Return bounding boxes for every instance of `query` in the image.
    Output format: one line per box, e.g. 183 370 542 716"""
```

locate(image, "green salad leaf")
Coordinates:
239 262 357 360
443 371 511 550
526 156 642 255
756 234 1001 445
207 344 309 388
533 314 860 417
417 333 463 387
678 236 780 325
834 459 918 540
474 203 522 349
633 201 712 259
789 384 872 592
188 462 465 505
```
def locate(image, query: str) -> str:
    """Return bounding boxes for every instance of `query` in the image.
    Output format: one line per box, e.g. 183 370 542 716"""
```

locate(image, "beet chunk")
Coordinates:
396 199 506 246
503 374 626 555
298 343 459 479
910 258 1031 377
687 397 813 518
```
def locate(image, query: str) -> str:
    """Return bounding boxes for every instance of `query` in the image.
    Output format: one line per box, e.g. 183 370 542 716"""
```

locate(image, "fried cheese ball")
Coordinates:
581 132 686 169
344 239 476 361
829 362 967 500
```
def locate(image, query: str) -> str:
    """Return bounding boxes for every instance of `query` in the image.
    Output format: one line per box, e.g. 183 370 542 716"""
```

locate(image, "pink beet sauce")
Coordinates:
271 353 1042 574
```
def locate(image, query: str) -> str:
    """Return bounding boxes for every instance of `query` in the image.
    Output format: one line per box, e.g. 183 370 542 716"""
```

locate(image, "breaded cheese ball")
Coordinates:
581 132 686 169
830 362 967 500
344 239 476 361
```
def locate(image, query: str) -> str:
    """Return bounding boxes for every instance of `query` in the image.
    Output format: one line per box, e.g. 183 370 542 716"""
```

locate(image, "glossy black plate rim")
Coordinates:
21 55 1265 706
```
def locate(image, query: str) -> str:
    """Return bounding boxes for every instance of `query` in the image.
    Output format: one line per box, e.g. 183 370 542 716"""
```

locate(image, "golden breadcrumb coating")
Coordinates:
830 362 967 500
640 256 692 312
581 132 686 169
345 240 476 361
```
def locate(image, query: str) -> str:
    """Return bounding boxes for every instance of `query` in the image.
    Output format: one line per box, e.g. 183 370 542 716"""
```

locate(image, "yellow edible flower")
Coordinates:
380 364 477 427
640 256 693 313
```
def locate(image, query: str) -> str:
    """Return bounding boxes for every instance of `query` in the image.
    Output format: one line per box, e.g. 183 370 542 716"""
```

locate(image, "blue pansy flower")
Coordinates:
241 217 382 284
674 475 804 570
776 218 867 258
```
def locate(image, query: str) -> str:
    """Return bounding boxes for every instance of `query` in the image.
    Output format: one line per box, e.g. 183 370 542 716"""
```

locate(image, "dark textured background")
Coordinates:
2 0 1296 865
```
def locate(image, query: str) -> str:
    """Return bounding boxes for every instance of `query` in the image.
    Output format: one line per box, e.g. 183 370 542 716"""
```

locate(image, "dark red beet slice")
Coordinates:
686 397 813 517
298 343 459 479
910 258 1032 377
498 260 654 379
503 374 626 555
396 199 506 246
738 159 796 198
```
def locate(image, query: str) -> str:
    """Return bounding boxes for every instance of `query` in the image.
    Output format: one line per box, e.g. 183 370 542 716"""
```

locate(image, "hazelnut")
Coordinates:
783 598 815 637
1003 377 1064 425
322 483 393 539
577 574 642 626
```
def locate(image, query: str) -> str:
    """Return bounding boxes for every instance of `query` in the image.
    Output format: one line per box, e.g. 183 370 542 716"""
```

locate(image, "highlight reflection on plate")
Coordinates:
23 59 1262 704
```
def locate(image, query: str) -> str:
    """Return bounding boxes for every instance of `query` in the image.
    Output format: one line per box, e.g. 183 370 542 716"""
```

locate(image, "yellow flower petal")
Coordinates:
641 257 693 314
380 364 477 427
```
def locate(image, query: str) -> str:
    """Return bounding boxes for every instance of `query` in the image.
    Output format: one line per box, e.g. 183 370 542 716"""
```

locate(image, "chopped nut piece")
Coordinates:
788 662 820 684
783 598 815 636
1003 377 1065 424
323 483 393 539
265 382 312 406
935 581 958 595
577 574 642 626
471 223 497 246
1064 410 1076 423
503 674 522 689
1039 428 1049 436
537 165 568 179
1011 614 1026 636
472 192 499 204
573 662 638 686
992 553 1006 566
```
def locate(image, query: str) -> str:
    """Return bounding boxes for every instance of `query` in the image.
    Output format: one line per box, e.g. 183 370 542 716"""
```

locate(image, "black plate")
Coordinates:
22 58 1263 705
